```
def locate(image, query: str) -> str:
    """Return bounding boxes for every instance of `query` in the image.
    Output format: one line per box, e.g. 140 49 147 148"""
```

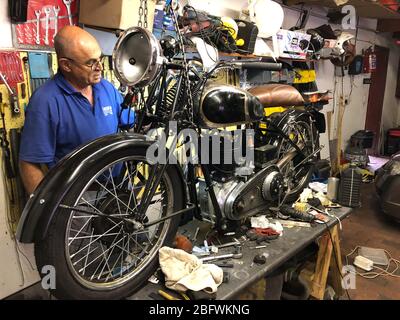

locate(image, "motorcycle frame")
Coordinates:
131 62 316 231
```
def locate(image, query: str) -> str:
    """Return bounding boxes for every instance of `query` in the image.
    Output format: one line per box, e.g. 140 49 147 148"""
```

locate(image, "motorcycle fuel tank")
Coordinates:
198 85 264 128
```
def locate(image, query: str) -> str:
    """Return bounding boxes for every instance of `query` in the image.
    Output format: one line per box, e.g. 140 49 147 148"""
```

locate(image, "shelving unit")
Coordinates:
284 0 400 20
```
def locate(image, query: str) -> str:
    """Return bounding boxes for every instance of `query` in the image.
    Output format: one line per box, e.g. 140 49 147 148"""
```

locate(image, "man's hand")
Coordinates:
19 160 45 195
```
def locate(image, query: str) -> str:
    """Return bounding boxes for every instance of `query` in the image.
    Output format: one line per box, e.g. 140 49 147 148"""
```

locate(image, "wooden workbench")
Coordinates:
127 207 352 300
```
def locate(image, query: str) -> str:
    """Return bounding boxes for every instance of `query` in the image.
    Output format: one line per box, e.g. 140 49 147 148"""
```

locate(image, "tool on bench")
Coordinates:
250 253 268 267
158 289 190 300
200 252 243 262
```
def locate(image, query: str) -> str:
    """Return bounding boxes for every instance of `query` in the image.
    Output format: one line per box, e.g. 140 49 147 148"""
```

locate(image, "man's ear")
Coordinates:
58 59 71 72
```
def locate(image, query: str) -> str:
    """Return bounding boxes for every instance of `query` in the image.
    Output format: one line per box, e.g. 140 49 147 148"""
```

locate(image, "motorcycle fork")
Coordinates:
137 70 191 223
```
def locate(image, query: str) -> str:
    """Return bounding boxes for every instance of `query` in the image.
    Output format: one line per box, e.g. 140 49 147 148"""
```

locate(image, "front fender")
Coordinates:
16 132 186 243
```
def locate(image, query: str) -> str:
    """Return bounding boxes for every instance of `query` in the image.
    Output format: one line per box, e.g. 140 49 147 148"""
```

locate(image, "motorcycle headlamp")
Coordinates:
112 27 164 87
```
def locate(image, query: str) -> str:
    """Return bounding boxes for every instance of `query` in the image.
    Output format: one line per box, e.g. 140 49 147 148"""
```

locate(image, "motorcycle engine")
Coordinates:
197 164 286 222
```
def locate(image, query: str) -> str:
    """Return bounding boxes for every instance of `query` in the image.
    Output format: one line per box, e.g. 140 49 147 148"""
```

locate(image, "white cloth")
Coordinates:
159 247 223 293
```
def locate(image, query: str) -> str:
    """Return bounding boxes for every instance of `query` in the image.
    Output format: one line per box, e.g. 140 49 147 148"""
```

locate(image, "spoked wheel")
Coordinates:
272 116 319 203
34 146 184 299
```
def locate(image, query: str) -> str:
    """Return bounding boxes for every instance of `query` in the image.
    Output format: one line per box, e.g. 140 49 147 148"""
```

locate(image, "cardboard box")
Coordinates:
276 29 311 60
79 0 156 30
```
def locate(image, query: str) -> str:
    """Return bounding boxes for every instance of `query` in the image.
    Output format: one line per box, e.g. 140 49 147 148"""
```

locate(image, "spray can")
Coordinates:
327 177 340 201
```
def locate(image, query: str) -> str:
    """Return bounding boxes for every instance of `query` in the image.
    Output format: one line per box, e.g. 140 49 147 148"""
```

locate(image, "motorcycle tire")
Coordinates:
271 113 319 203
34 145 184 300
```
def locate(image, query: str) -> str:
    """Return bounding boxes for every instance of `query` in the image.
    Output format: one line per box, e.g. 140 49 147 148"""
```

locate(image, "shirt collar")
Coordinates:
54 72 78 95
54 72 102 95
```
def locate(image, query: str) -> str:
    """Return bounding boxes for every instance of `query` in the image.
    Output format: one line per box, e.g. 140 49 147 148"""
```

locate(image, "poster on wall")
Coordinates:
12 0 79 49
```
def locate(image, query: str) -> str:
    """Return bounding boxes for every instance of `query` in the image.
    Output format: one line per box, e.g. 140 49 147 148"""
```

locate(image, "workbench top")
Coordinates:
127 207 352 300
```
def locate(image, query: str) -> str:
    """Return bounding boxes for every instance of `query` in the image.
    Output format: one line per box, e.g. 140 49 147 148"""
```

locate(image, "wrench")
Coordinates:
35 10 41 44
43 7 51 45
53 6 60 40
0 72 14 95
63 0 74 26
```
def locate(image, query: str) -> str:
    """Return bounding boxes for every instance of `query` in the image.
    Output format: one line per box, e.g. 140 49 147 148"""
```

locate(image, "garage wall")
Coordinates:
0 0 13 48
0 168 39 299
378 34 400 140
0 0 399 297
0 0 40 299
190 0 400 157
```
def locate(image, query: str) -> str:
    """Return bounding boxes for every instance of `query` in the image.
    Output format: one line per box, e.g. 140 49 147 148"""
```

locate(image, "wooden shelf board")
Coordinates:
285 0 400 20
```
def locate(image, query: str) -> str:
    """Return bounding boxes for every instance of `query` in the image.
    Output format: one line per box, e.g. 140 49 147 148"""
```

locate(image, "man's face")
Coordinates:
62 46 103 86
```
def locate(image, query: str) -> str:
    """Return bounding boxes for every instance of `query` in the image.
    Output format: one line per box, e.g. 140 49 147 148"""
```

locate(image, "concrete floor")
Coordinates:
340 182 400 300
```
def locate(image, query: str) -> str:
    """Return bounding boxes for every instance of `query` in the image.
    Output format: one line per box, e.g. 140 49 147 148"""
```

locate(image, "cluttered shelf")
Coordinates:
284 0 400 20
186 46 311 63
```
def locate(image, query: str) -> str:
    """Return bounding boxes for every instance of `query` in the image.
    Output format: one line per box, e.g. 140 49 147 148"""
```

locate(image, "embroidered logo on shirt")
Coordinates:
102 105 113 116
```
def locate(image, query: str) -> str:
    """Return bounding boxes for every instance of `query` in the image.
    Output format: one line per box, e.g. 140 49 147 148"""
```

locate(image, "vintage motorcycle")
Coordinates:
16 24 327 299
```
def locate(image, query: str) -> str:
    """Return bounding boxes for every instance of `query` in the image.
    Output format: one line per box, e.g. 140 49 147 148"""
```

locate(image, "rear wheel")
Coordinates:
35 146 184 299
271 114 319 203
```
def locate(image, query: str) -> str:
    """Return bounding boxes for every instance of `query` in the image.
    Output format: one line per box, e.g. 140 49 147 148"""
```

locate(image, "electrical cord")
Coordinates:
345 246 400 279
184 6 219 63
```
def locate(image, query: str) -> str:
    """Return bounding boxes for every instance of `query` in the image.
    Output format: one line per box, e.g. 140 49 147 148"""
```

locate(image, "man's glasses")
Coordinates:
63 56 103 71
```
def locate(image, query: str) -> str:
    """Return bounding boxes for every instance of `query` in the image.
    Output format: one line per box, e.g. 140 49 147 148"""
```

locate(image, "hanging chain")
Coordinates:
168 6 194 123
138 0 148 28
138 0 143 27
144 0 148 29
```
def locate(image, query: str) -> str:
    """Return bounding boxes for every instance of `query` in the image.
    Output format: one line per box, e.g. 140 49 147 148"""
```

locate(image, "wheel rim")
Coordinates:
64 156 173 290
275 120 314 194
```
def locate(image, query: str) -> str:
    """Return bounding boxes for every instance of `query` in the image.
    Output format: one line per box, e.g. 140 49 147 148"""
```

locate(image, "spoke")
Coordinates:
81 233 127 274
79 197 121 227
89 237 116 280
94 179 135 214
70 228 92 235
68 232 122 241
116 161 141 189
125 162 140 215
73 244 100 267
68 212 94 246
72 215 98 219
105 233 131 282
77 194 108 206
82 228 94 276
94 239 119 280
70 221 124 259
126 231 149 253
120 231 125 278
108 168 122 216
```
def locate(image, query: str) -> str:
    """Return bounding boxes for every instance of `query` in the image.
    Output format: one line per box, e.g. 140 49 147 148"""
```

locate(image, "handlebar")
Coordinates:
233 62 283 71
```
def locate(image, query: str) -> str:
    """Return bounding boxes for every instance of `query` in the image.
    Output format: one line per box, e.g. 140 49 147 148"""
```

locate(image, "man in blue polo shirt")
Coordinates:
19 26 133 194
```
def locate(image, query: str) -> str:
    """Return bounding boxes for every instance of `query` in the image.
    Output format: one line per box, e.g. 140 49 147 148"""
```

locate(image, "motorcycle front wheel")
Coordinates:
34 145 184 299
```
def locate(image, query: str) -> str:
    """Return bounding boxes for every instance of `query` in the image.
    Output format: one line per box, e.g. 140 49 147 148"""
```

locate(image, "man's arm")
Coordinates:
19 160 45 195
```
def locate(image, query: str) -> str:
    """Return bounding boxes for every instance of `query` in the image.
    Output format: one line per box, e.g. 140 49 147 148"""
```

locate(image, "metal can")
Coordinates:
327 177 340 201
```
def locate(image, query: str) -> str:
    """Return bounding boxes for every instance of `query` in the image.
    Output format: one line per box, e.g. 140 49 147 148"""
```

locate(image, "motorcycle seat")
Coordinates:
302 90 331 104
248 84 305 108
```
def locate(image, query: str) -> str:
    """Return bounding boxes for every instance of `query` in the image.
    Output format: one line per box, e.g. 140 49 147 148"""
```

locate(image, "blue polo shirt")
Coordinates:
20 73 134 168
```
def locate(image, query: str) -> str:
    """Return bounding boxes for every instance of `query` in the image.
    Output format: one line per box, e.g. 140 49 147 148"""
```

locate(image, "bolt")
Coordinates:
39 199 45 204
